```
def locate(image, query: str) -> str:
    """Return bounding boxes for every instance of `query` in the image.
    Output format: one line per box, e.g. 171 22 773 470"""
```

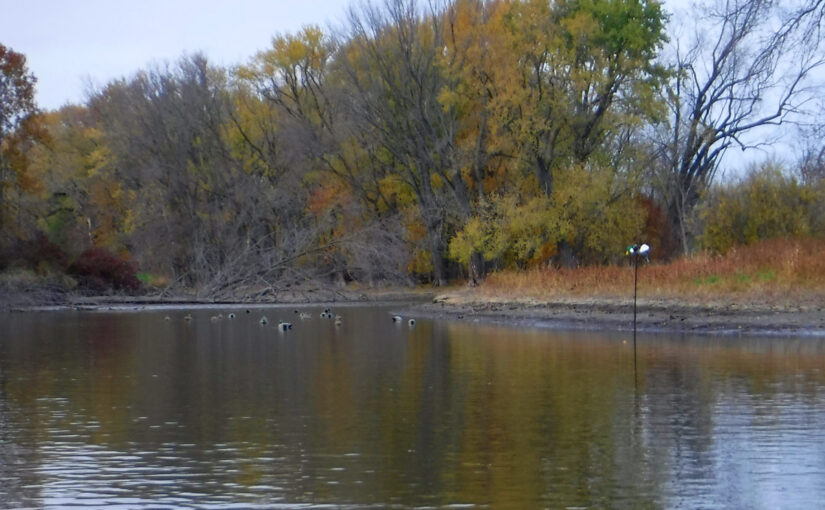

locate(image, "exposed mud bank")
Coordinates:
408 291 825 337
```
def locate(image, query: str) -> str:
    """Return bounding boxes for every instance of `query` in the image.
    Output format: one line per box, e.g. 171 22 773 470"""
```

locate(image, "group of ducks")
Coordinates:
166 308 417 331
167 307 351 332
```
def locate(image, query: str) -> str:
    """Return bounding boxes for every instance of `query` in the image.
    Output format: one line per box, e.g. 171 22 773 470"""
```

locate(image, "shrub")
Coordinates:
0 232 68 274
69 247 141 294
700 163 823 253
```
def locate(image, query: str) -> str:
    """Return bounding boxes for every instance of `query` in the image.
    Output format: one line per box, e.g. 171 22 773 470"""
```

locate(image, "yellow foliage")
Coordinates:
406 219 435 275
379 174 416 208
20 106 137 254
450 163 646 268
701 164 823 253
449 193 564 266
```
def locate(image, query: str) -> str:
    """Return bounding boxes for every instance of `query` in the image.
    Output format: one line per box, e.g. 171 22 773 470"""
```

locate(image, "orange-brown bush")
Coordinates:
477 238 825 303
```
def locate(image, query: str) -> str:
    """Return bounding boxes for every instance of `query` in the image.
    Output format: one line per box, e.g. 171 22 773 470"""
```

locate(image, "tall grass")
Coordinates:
477 238 825 304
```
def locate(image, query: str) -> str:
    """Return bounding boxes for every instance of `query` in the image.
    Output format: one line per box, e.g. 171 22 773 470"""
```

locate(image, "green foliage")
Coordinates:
41 192 75 250
694 275 720 285
757 270 774 282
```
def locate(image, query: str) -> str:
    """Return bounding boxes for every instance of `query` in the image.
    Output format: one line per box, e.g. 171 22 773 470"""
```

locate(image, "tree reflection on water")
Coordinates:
1 307 824 508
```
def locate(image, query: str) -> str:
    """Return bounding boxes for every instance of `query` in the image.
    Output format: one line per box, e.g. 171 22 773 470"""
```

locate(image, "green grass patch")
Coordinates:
756 270 774 282
136 272 170 288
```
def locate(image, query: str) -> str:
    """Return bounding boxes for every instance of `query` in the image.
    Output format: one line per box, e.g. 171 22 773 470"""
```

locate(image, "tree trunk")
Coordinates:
424 212 448 286
535 155 553 197
468 251 484 286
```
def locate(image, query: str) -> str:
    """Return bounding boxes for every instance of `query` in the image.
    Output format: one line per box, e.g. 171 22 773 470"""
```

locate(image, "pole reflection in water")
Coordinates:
1 306 824 508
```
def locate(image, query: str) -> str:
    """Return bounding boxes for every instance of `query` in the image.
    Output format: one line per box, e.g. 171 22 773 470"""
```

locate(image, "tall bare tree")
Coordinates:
337 0 467 285
654 0 825 254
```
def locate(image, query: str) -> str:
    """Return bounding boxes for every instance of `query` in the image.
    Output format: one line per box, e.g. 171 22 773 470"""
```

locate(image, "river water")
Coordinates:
1 305 824 508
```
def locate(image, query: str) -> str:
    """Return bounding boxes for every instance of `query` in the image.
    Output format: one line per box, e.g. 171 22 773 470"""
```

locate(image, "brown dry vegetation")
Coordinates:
474 238 825 306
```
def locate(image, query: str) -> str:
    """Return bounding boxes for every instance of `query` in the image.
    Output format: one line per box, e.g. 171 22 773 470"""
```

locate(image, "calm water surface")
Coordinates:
1 305 824 508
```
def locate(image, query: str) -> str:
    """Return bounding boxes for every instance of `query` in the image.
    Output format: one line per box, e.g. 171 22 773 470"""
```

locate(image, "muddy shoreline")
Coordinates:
408 291 825 337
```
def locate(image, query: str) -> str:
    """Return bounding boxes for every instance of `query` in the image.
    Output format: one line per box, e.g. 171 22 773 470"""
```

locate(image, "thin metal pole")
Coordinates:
633 253 638 379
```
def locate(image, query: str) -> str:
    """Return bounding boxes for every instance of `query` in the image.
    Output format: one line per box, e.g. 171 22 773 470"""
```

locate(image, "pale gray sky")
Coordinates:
4 0 805 171
2 1 695 112
1 0 352 110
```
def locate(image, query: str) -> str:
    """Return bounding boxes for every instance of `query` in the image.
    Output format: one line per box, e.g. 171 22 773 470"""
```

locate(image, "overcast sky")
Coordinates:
1 0 352 110
2 1 699 112
9 0 807 172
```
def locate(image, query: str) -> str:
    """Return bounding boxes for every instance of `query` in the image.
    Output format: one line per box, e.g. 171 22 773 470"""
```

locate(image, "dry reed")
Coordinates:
477 238 825 305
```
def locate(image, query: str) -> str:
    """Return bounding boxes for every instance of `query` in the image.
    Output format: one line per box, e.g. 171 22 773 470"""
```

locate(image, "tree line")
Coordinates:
1 0 824 296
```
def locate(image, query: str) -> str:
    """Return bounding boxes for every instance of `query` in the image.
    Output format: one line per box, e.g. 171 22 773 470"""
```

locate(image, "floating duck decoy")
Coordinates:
334 316 343 326
392 315 403 323
260 316 269 325
278 320 293 331
163 315 171 321
408 319 416 326
183 314 193 322
228 313 236 319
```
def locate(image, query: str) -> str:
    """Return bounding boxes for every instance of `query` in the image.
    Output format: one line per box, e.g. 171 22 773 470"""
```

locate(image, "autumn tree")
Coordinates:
437 0 519 281
0 43 39 239
87 54 270 291
337 0 471 285
489 0 666 199
236 26 415 285
21 107 132 256
16 0 825 294
447 0 666 270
